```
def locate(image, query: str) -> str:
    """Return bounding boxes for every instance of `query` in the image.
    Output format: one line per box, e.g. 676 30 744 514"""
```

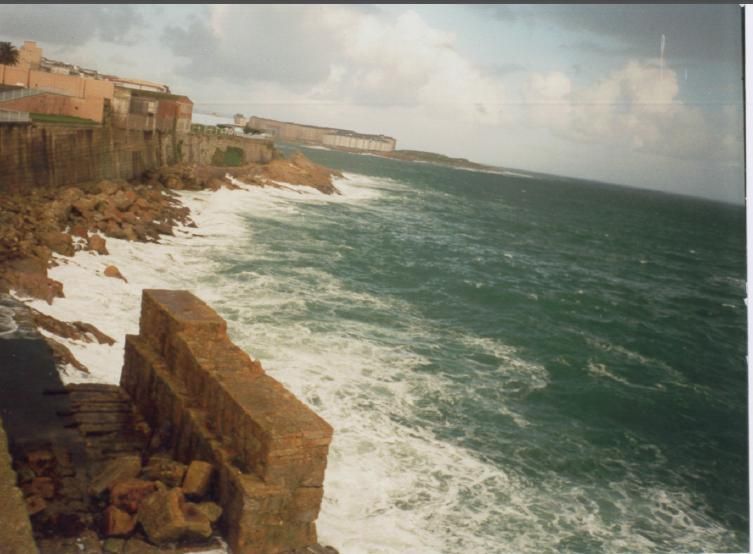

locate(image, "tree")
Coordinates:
0 42 19 66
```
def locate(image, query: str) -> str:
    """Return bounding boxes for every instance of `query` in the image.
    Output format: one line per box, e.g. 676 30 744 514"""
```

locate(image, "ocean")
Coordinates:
29 148 748 553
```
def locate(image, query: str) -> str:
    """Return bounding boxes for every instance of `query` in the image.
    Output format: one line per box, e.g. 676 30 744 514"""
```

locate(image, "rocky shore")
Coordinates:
0 151 342 375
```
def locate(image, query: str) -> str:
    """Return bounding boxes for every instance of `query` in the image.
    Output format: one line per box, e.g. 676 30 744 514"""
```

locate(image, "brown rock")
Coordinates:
69 224 89 239
122 539 160 554
25 494 46 515
28 476 55 499
110 479 157 513
194 501 222 524
104 265 128 282
142 457 186 488
182 461 213 498
32 308 115 345
26 449 55 476
137 487 211 545
45 337 89 373
88 234 109 255
102 538 126 554
103 505 136 537
38 230 75 257
2 260 64 304
89 456 142 497
97 180 120 196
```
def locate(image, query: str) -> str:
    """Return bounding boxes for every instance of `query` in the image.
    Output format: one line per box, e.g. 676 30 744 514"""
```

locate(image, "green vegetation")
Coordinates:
0 42 19 66
30 113 99 126
211 146 245 167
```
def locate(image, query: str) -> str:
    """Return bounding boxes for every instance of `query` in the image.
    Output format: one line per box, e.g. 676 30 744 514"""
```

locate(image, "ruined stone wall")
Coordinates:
121 290 332 554
0 125 276 193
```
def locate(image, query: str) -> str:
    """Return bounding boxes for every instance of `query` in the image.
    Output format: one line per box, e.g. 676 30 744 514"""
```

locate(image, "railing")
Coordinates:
0 109 31 123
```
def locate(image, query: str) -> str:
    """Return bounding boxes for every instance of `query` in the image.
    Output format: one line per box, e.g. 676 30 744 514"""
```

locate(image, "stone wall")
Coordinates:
120 290 333 554
0 124 276 193
0 419 38 554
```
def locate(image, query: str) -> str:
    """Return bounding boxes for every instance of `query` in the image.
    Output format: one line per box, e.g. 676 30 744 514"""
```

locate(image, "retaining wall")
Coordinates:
120 290 333 553
0 124 276 193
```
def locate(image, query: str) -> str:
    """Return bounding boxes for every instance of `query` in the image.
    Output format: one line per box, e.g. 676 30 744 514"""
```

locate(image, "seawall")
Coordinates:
0 123 276 193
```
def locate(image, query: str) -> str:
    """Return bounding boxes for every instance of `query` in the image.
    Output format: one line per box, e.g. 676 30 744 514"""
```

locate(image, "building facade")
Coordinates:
247 115 396 152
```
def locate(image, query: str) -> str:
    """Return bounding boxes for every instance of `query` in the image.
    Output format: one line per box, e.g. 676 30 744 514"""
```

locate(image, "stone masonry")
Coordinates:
0 419 39 554
120 290 333 553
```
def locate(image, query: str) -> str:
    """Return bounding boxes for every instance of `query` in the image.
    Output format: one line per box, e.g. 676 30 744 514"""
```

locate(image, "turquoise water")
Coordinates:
199 148 747 552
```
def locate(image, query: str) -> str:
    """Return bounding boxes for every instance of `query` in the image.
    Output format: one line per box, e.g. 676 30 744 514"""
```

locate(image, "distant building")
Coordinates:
0 39 191 130
18 41 42 70
105 76 171 94
233 113 247 126
248 116 396 152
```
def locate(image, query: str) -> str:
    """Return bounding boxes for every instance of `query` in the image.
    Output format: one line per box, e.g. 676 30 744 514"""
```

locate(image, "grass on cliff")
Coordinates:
30 113 99 126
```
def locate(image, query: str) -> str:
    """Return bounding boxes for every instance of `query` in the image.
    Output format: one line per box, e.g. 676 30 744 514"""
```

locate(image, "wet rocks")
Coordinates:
103 505 136 537
109 479 157 513
32 308 115 345
87 234 108 255
103 265 127 283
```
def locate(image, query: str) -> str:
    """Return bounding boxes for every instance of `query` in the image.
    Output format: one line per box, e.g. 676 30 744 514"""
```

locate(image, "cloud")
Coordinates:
0 5 145 45
476 4 741 63
523 60 741 162
164 6 508 125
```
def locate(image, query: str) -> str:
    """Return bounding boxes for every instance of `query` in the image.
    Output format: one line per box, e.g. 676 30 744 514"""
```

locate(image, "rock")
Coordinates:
45 336 89 373
142 457 186 488
32 308 115 345
194 501 222 524
25 494 46 515
88 234 108 255
110 479 157 513
28 476 55 499
104 265 127 282
102 537 126 554
2 259 64 304
182 461 213 498
69 224 89 239
122 539 160 554
103 505 136 537
97 180 120 196
137 487 212 545
38 230 75 257
89 456 142 497
27 449 55 475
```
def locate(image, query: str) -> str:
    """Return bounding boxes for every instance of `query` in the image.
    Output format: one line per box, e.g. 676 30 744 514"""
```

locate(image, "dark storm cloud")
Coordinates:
0 5 144 45
480 4 742 63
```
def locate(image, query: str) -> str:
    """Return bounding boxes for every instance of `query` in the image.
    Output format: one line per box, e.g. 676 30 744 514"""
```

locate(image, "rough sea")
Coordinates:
28 146 748 553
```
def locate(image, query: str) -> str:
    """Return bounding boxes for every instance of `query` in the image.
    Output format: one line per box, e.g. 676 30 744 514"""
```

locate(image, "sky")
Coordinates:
0 4 744 203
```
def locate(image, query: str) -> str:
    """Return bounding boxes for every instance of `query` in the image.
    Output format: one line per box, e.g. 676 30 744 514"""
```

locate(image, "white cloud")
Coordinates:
165 6 508 126
523 60 741 162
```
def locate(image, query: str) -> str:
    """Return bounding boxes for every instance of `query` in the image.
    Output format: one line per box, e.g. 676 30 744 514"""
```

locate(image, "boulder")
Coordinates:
27 476 55 499
89 456 142 497
104 265 127 282
102 538 126 554
182 461 213 498
38 230 74 257
137 487 212 545
88 234 108 255
25 494 46 516
194 501 222 524
122 539 160 554
142 457 186 488
45 336 89 373
110 479 157 513
103 505 136 537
